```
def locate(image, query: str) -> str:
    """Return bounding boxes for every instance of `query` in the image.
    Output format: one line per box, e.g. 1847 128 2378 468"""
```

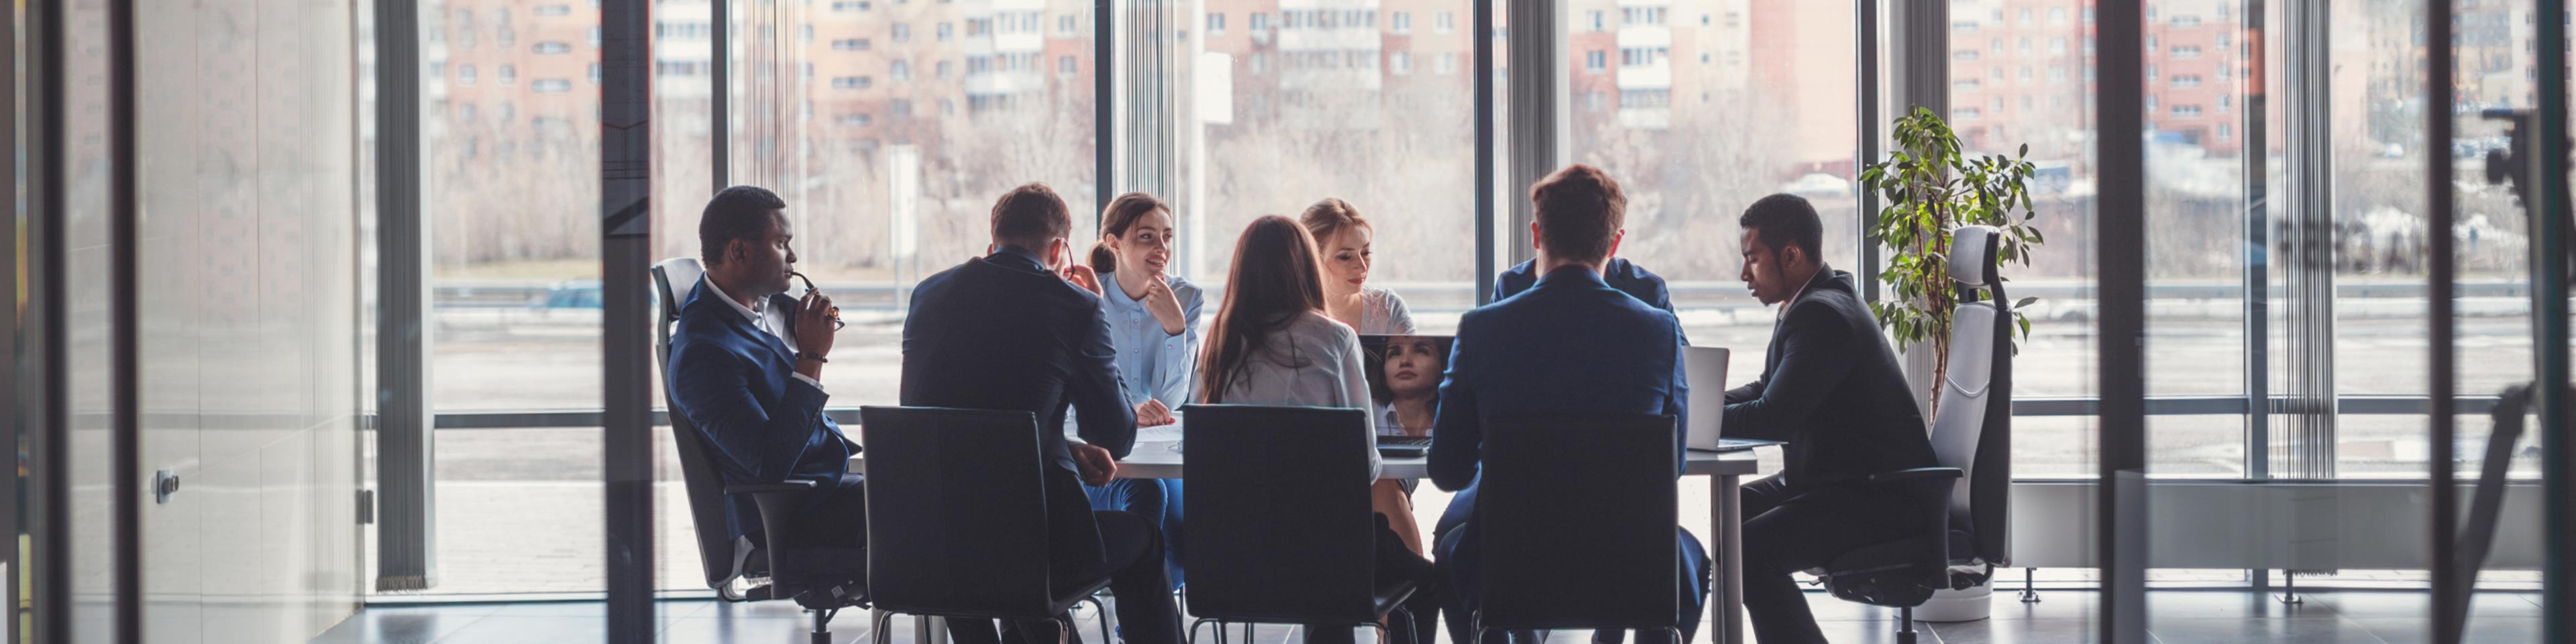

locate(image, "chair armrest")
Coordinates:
1866 467 1965 483
722 480 820 495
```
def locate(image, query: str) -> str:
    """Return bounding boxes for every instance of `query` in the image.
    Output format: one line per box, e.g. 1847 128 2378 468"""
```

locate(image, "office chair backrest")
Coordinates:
652 258 757 593
1477 413 1680 631
1180 404 1377 624
1932 226 2012 566
860 406 1058 617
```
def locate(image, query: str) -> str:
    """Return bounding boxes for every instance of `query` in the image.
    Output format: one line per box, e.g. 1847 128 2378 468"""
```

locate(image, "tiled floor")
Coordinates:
307 590 2551 644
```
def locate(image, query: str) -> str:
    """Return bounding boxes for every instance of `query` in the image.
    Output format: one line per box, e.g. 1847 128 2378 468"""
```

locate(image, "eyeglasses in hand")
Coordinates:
788 271 847 332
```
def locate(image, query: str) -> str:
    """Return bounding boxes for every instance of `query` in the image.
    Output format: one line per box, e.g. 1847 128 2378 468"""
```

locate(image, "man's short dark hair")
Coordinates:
1529 164 1627 262
1739 193 1824 262
991 182 1073 250
700 185 787 266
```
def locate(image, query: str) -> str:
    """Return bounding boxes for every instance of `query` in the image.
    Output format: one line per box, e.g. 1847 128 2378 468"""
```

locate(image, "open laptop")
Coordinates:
1686 346 1783 453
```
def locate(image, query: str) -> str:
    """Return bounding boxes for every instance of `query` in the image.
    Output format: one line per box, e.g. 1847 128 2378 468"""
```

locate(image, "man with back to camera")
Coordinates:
1721 193 1941 644
665 185 864 601
901 182 1184 644
1428 164 1709 644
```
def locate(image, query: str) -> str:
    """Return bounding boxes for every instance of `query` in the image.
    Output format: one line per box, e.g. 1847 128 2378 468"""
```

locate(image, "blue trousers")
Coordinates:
1432 484 1711 644
1086 478 1185 586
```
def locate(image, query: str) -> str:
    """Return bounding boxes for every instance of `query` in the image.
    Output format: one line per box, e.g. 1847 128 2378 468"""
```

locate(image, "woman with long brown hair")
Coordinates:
1199 216 1437 644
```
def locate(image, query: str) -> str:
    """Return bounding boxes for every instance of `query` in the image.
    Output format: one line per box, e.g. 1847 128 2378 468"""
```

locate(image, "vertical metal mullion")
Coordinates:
0 0 20 637
30 0 72 635
1502 0 1562 265
2095 1 2149 643
372 0 438 593
1856 0 1878 303
601 0 658 635
1472 0 1493 305
714 0 730 191
2241 0 2269 482
107 0 142 634
2534 0 2573 637
1093 0 1111 215
2424 0 2460 641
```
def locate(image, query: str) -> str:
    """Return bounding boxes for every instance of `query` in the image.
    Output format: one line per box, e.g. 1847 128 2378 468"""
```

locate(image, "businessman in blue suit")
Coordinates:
1491 256 1676 313
902 183 1184 644
665 186 865 589
1429 165 1709 644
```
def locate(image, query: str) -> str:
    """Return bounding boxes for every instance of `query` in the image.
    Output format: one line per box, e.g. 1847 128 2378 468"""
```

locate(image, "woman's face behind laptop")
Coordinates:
1383 336 1443 399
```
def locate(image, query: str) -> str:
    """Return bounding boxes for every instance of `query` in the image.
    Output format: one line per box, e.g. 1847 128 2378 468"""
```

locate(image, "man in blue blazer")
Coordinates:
666 186 864 582
1430 166 1709 644
902 183 1183 644
1491 256 1676 313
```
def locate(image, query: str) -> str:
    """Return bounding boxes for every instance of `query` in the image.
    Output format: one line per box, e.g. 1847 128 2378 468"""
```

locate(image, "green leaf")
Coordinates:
2014 297 2039 309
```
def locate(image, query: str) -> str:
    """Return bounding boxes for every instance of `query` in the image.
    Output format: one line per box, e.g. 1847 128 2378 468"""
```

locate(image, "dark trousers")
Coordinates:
1432 484 1711 644
1738 475 1928 644
952 510 1184 644
1088 478 1185 586
1302 513 1444 644
782 474 869 548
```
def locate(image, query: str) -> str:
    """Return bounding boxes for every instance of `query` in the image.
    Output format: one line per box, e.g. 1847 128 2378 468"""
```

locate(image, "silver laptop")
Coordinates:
1684 347 1780 452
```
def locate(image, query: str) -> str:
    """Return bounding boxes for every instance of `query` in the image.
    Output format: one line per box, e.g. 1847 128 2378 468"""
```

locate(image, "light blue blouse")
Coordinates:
1097 271 1205 407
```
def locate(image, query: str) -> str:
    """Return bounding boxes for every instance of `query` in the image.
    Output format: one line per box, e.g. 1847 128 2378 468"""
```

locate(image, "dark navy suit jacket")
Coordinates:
1721 268 1936 490
1493 257 1676 312
900 248 1138 570
667 277 859 539
1430 265 1690 529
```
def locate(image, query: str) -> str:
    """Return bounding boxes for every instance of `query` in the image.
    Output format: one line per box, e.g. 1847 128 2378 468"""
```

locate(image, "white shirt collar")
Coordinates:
1777 265 1825 321
701 276 769 325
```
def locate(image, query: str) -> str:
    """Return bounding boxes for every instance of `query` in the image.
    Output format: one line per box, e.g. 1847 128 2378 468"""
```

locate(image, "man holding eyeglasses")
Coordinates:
667 185 867 587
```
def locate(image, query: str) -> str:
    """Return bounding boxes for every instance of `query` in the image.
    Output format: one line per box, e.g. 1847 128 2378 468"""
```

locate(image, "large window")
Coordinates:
1189 0 1481 331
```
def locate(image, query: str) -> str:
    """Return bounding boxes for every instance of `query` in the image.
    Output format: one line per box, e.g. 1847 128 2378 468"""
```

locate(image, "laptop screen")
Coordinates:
1357 335 1453 437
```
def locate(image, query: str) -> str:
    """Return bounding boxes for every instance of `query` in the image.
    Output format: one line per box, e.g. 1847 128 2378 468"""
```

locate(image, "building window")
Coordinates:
1619 47 1668 67
938 22 953 41
2051 37 2066 55
2172 45 2202 58
937 60 953 79
459 64 477 85
1957 107 1982 119
1391 11 1409 34
1060 15 1078 34
1208 13 1225 33
1622 6 1666 26
535 4 570 15
839 113 872 126
2049 7 2066 25
1059 56 1077 76
1955 50 1980 61
534 41 572 54
2220 94 2233 111
532 78 572 93
830 1 868 11
891 99 912 116
2218 123 2234 140
1435 52 1457 75
832 76 869 89
1587 10 1605 31
1586 50 1607 71
2017 7 2032 26
1250 13 1269 30
2049 65 2066 83
893 23 911 42
892 60 911 80
1391 51 1411 74
1990 38 2004 56
1436 11 1454 34
834 38 869 50
498 64 517 85
2172 15 2200 27
589 26 600 47
587 63 599 83
1620 89 1670 109
2172 105 2202 117
2171 74 2202 88
2018 37 2031 54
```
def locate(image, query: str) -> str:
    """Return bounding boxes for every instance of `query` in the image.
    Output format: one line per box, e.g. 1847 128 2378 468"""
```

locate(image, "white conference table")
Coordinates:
850 426 1768 644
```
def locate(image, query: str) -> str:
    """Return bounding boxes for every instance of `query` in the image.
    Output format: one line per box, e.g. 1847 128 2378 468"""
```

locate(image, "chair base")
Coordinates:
881 610 1078 644
1192 607 1417 644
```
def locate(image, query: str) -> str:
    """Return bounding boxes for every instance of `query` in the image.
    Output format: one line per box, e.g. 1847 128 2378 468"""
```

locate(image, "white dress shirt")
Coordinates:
1206 311 1382 480
702 277 828 393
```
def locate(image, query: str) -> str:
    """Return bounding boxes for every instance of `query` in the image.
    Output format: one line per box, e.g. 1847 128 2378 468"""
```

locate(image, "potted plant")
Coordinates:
1858 107 2046 412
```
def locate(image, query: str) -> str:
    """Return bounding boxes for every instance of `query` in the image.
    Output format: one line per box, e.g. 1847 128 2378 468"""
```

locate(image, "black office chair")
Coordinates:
1178 404 1424 644
861 405 1119 644
1474 413 1685 644
654 258 869 644
1812 225 2015 644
